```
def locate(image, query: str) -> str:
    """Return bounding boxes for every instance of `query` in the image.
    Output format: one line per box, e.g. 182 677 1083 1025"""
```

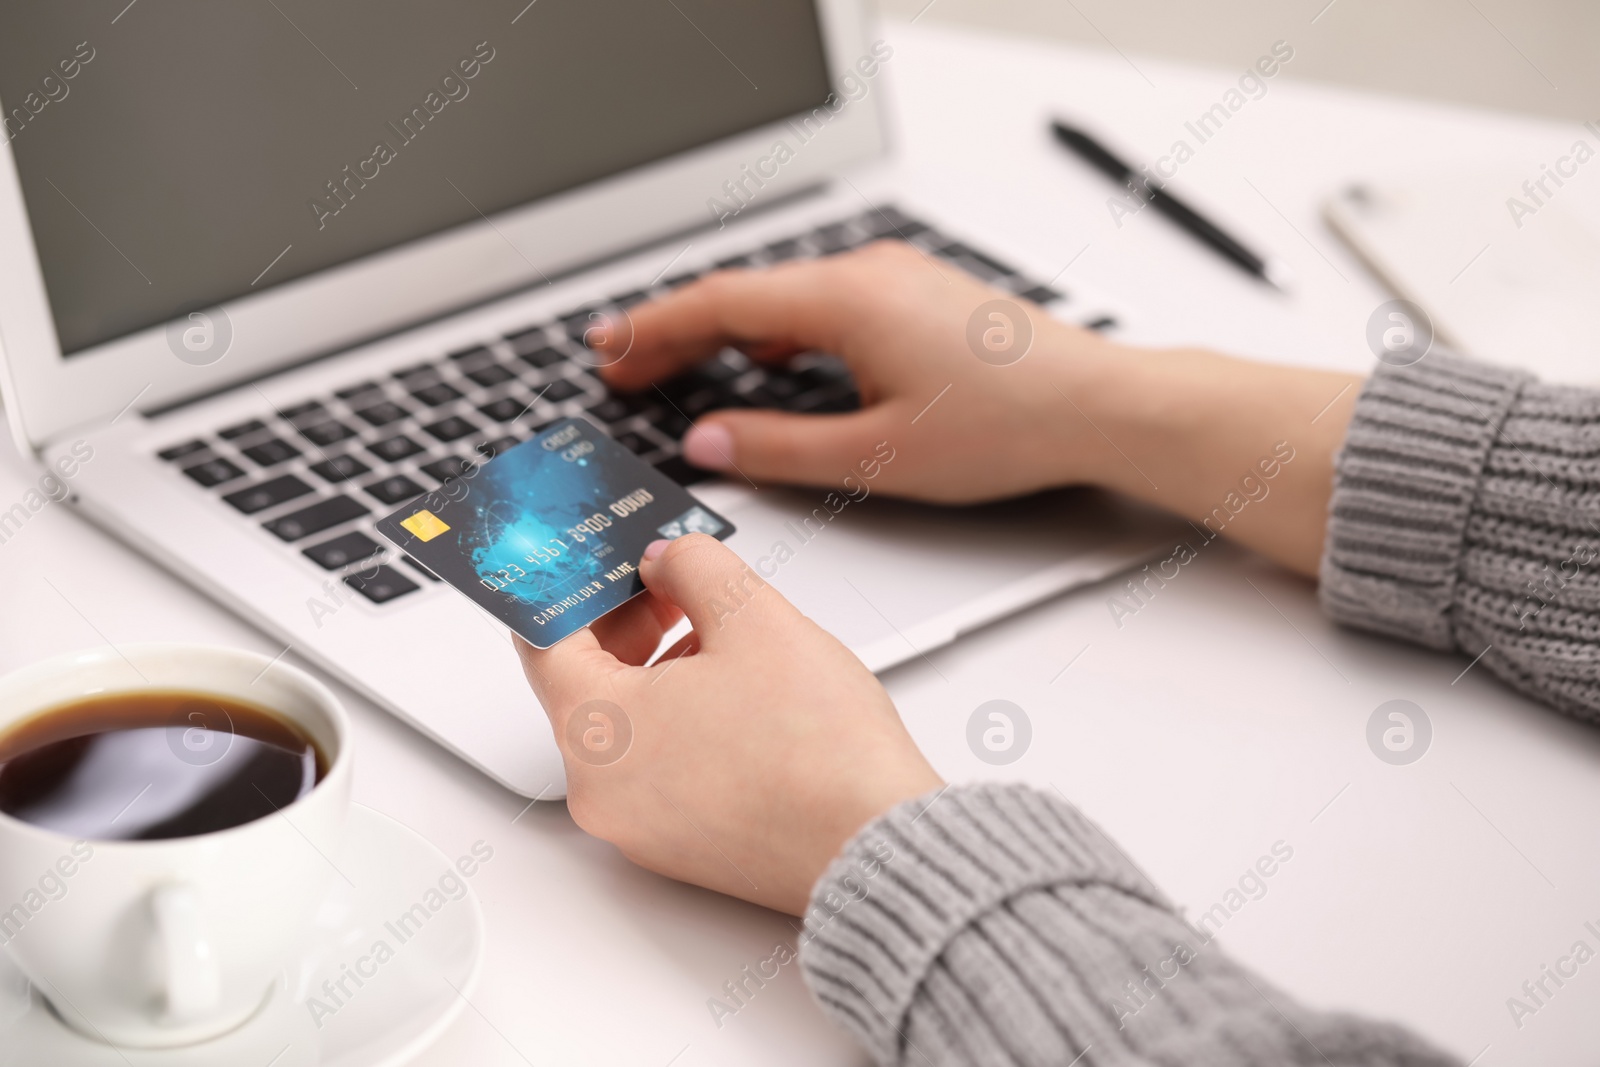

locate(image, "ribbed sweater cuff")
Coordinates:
1320 352 1533 650
797 783 1163 1065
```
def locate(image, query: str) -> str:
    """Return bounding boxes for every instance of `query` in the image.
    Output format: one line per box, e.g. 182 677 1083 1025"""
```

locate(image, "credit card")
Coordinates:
375 418 735 647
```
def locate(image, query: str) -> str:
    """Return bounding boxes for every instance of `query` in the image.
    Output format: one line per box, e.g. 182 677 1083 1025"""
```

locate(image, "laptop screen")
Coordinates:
0 2 831 356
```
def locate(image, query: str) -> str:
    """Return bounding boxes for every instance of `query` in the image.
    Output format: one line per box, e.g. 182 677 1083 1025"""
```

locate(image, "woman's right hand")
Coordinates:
596 240 1127 504
598 239 1365 577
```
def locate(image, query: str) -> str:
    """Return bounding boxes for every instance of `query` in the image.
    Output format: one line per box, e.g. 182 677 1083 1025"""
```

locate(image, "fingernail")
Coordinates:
642 539 670 562
682 422 734 470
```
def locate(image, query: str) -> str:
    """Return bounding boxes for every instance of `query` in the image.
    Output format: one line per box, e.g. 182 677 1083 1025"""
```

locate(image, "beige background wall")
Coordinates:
878 0 1598 123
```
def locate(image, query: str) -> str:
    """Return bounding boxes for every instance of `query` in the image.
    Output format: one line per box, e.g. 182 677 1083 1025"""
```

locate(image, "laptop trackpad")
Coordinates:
698 484 1183 669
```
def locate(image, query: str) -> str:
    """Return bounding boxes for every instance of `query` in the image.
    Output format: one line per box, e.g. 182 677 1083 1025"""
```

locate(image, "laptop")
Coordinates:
0 1 1180 798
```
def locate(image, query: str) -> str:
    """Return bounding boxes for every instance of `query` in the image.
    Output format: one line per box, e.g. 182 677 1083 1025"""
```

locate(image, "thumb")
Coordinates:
681 408 891 487
636 533 786 647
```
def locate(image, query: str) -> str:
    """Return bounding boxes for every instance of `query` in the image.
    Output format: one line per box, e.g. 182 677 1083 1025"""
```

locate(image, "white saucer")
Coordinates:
2 805 484 1067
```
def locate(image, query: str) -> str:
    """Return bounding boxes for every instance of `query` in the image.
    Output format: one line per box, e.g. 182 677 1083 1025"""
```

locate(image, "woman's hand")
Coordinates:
516 533 943 916
598 240 1126 504
599 240 1363 577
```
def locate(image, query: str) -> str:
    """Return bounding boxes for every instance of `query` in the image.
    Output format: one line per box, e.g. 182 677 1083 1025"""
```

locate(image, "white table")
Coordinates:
3 19 1597 1067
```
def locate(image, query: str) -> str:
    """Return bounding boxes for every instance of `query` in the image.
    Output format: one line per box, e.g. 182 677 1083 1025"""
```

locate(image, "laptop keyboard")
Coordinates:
152 206 1091 609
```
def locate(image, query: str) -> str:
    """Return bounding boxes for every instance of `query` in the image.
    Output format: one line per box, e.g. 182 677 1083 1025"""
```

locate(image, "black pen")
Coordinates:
1049 119 1291 291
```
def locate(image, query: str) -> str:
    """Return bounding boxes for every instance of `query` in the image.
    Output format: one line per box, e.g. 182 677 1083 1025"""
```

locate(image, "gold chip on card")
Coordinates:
400 510 451 542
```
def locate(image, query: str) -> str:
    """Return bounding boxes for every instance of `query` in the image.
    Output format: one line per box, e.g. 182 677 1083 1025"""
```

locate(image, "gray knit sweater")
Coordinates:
799 353 1598 1065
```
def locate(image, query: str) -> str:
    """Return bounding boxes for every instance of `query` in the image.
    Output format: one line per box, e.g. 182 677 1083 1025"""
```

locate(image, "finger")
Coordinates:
514 630 623 729
588 589 683 666
740 339 807 364
637 534 789 647
597 258 858 390
680 407 895 487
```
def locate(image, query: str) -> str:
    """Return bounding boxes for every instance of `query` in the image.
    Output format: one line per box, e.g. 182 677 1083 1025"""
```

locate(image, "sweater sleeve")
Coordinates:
799 783 1456 1066
1320 352 1600 721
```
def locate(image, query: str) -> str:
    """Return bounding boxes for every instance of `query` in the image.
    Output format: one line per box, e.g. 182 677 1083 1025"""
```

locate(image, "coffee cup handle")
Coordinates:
150 883 220 1024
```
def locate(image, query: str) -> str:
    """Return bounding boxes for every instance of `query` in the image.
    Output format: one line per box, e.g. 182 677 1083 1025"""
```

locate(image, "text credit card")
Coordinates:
376 418 735 647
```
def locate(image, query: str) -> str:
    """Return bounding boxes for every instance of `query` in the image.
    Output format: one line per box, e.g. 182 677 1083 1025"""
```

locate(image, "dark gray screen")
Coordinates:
0 1 831 354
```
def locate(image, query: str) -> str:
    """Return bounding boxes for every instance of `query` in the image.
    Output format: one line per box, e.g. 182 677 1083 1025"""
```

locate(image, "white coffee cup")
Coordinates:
0 644 351 1049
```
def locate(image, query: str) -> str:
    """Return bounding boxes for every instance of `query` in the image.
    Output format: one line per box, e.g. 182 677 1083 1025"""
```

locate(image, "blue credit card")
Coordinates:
375 418 734 647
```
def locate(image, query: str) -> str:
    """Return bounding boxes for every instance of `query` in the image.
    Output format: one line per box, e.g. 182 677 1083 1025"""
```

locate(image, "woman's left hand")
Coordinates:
516 533 942 916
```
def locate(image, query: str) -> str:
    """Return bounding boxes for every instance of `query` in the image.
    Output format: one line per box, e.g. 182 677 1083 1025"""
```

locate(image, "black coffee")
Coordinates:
0 690 326 841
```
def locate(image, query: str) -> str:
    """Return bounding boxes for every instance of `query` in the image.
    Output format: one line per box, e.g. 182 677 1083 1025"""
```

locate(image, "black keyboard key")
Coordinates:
1084 315 1119 332
749 373 804 405
671 388 725 420
477 435 519 458
517 345 566 371
794 360 853 390
158 440 208 461
309 455 372 483
965 248 1018 278
334 380 381 400
937 242 1017 279
353 401 409 427
792 386 861 414
659 375 744 419
568 309 627 350
391 361 436 383
764 238 803 262
222 474 313 514
611 290 650 309
183 457 246 487
541 378 583 403
368 434 425 462
241 438 301 467
703 347 751 376
812 223 857 255
504 328 553 357
653 369 715 403
464 363 515 388
345 565 419 604
277 400 326 424
300 421 357 447
263 496 369 541
741 383 784 408
1018 284 1065 306
944 253 1006 284
449 345 494 365
714 254 753 271
560 308 602 345
218 418 266 441
410 382 463 406
422 415 478 442
303 531 382 571
420 456 479 484
612 431 653 455
585 397 632 423
859 205 927 239
479 396 532 423
661 272 701 289
654 454 715 487
364 474 425 506
653 409 692 439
